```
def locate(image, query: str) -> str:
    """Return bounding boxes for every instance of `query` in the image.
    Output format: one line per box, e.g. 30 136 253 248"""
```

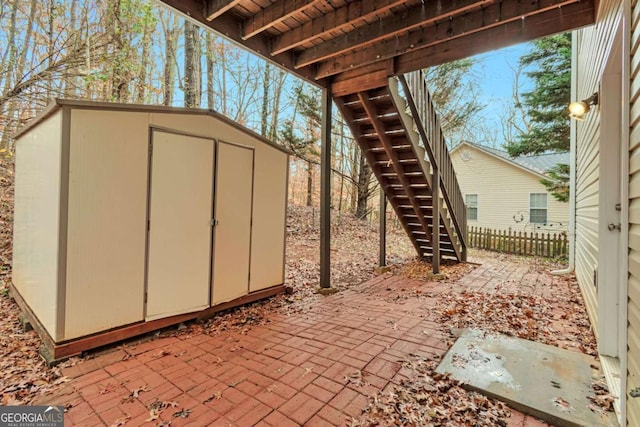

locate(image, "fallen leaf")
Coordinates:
172 408 191 418
110 415 131 427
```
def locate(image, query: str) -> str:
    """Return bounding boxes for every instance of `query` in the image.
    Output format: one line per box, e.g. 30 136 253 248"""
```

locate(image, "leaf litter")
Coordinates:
0 171 616 422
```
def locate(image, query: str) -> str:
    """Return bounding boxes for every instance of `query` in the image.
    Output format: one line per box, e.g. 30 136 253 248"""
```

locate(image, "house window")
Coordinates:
465 194 478 220
530 193 548 224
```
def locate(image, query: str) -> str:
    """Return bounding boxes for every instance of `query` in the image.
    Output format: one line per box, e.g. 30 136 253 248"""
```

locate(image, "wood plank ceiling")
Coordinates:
156 0 596 90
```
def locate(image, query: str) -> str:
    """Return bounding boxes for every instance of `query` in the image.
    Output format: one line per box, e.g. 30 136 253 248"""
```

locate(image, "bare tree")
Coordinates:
183 20 201 108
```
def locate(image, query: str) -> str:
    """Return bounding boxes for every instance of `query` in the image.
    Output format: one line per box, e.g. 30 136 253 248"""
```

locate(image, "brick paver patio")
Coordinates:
37 256 560 426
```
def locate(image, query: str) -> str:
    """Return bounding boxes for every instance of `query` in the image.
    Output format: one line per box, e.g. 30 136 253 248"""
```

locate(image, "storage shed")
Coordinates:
11 100 289 361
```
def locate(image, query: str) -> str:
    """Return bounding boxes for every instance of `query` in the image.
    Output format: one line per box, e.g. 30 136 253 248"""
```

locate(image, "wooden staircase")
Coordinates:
334 71 467 268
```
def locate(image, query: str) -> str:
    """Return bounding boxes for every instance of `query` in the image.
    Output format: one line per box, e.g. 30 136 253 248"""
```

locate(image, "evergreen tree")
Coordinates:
506 33 571 202
506 33 571 156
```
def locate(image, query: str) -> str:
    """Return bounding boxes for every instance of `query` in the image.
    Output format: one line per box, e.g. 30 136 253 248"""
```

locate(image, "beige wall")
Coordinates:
450 144 569 234
64 110 149 339
12 110 63 340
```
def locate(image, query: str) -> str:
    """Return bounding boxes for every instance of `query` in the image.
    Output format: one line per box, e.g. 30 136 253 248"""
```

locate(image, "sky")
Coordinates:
468 42 535 149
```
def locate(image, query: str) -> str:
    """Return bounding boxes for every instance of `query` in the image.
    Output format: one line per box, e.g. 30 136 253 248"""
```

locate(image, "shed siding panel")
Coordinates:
450 145 569 233
630 0 640 421
12 111 62 340
148 113 287 290
64 110 149 339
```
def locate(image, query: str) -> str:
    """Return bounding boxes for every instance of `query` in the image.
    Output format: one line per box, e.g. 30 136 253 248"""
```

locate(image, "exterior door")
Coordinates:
212 142 254 305
146 130 215 320
598 28 623 357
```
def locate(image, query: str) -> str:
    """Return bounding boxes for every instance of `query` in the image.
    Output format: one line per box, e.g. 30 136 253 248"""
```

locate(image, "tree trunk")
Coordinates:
136 5 153 104
355 150 372 219
162 13 178 106
306 160 313 207
184 21 201 108
269 69 286 141
206 32 215 109
109 0 129 102
0 0 36 152
260 63 270 136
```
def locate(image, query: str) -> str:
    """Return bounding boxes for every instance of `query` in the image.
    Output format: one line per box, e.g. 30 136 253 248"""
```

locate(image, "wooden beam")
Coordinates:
271 0 408 55
432 159 440 273
205 0 242 21
156 0 321 85
319 87 332 288
379 191 387 267
396 0 595 74
295 0 493 69
314 0 586 79
330 61 392 97
243 0 316 40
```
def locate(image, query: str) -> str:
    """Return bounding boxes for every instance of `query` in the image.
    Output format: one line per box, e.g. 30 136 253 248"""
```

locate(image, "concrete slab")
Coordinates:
436 329 617 427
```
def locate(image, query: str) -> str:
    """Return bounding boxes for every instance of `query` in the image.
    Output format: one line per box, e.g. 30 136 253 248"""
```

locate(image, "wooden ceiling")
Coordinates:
157 0 596 91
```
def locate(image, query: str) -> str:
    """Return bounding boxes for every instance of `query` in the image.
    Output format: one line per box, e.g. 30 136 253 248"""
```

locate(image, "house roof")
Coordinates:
156 0 596 92
451 141 569 178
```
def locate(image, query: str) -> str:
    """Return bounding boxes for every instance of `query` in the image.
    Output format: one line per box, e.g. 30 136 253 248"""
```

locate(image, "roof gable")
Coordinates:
450 141 569 178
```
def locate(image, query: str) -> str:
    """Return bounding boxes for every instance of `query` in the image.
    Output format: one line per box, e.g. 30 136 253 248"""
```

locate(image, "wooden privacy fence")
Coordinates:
467 226 568 258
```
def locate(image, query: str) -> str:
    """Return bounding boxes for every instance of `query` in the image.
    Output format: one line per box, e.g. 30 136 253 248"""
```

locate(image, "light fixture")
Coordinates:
569 92 599 121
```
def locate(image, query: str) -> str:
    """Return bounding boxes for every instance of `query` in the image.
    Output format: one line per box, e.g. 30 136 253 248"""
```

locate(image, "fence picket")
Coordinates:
466 227 568 258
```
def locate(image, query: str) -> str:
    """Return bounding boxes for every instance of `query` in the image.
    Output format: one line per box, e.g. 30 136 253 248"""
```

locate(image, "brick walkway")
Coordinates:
37 255 559 426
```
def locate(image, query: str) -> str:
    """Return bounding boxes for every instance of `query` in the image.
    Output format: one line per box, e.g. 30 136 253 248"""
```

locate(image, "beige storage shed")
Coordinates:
12 100 289 361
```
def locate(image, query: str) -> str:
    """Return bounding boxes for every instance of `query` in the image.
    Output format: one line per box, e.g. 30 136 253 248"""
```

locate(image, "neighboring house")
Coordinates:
450 141 569 233
572 0 640 424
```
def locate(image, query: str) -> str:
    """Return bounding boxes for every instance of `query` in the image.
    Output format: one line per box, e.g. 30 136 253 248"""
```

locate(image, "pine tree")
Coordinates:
506 33 571 156
506 33 571 202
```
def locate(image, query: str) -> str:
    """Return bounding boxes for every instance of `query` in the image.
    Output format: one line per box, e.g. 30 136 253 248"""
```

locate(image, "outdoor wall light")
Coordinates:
569 92 599 120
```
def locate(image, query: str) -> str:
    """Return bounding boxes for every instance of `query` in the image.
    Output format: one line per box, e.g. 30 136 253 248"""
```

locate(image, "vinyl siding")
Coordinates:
573 0 622 339
629 0 640 421
450 144 569 233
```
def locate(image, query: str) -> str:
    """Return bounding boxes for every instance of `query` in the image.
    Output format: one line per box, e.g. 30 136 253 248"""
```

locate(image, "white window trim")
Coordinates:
465 193 478 221
529 192 548 224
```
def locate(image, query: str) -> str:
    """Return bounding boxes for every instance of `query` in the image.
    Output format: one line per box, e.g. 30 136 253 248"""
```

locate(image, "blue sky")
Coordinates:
469 42 534 148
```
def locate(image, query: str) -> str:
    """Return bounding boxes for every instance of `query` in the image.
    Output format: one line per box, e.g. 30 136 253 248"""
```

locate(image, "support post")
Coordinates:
432 167 440 273
319 88 332 288
379 190 387 267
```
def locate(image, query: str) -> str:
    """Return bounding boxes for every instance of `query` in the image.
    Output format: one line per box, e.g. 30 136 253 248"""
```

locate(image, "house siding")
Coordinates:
450 145 569 233
574 0 622 340
629 0 640 422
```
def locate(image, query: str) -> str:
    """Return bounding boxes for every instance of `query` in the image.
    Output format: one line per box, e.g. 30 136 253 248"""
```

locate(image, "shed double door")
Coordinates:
145 130 254 321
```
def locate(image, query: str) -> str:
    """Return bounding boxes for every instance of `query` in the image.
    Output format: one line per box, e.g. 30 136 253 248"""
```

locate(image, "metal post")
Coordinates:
320 88 332 288
379 190 387 267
